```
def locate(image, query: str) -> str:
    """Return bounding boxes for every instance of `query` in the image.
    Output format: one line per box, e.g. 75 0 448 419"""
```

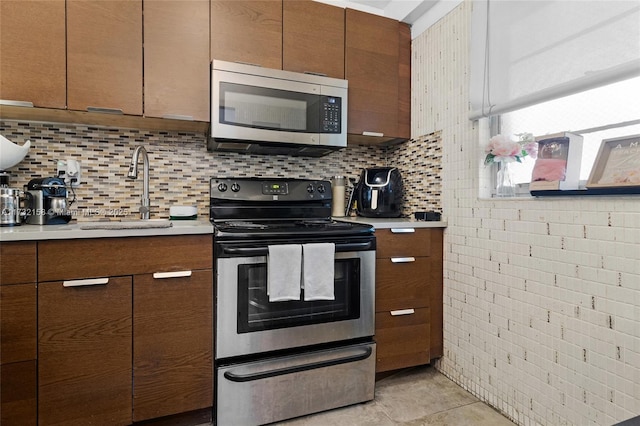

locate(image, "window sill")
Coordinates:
530 187 640 197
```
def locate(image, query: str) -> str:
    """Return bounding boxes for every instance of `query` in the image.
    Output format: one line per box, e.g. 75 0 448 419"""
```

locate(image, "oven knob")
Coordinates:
217 183 228 192
306 184 315 193
317 184 326 193
231 183 241 192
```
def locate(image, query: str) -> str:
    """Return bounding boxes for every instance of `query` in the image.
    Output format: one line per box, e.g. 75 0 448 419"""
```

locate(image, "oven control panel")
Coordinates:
211 178 331 201
262 182 288 195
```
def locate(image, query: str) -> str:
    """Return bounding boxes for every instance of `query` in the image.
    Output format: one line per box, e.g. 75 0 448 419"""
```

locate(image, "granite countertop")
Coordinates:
336 216 447 229
0 220 214 242
2 217 446 242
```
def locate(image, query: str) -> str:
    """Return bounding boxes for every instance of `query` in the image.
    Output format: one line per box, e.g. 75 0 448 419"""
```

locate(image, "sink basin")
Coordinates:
79 219 172 230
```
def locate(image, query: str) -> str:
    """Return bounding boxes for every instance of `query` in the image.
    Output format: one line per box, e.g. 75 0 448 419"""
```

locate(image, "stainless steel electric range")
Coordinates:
211 177 376 426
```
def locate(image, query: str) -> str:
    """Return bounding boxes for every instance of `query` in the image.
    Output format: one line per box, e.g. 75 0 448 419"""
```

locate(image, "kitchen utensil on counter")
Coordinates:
345 177 357 216
355 167 403 218
331 176 346 217
0 187 22 226
24 177 72 225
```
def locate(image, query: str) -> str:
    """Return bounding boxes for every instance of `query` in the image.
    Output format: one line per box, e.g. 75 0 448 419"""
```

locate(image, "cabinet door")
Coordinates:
0 0 66 108
0 283 36 364
0 283 37 426
144 0 210 121
38 277 132 426
0 241 36 286
133 269 213 421
67 0 143 114
283 0 344 79
1 361 37 426
211 0 282 69
345 8 399 137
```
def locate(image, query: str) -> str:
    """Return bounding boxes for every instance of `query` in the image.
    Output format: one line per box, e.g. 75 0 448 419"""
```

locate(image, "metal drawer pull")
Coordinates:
87 106 124 114
63 278 109 287
153 270 192 279
0 99 34 107
391 257 415 263
162 114 194 121
391 309 415 316
391 228 415 233
362 131 384 137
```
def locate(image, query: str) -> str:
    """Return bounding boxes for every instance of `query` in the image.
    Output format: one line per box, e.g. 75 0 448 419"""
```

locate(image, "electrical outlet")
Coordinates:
57 159 81 187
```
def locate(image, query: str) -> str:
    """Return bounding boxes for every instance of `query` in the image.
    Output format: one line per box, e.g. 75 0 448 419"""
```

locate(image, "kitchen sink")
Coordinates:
78 219 172 230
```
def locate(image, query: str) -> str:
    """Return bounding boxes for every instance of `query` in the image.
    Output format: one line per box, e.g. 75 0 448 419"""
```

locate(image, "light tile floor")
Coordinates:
275 365 516 426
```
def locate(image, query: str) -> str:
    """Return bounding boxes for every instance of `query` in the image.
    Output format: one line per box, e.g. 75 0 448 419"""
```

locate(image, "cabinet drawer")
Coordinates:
375 257 432 311
38 234 213 281
0 283 36 364
375 228 435 258
0 242 36 285
1 360 37 426
375 307 430 373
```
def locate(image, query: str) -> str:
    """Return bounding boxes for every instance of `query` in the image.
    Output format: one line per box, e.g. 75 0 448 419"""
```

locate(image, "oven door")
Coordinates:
215 238 375 359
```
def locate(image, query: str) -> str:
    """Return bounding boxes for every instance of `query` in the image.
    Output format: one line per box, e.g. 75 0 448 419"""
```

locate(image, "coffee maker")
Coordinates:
25 177 72 225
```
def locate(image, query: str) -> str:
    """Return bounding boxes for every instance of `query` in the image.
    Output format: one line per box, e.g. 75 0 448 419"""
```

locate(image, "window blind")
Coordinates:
469 0 640 120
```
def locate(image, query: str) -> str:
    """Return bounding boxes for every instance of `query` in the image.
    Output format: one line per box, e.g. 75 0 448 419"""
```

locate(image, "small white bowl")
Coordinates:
0 135 30 170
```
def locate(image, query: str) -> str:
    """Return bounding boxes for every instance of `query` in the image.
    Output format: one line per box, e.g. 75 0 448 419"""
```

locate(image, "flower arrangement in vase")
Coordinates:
485 133 538 197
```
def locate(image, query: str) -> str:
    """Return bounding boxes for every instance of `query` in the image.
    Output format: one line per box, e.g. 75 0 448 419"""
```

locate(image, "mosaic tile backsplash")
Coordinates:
1 120 442 221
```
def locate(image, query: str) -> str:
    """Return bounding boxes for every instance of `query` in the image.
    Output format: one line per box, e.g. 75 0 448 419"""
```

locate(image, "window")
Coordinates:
497 76 640 186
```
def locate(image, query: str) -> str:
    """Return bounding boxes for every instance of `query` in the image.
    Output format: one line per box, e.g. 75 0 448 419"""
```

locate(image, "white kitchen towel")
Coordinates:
267 244 302 302
302 243 335 301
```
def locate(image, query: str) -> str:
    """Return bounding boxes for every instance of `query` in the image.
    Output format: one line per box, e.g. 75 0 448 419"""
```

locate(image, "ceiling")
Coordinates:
313 0 441 25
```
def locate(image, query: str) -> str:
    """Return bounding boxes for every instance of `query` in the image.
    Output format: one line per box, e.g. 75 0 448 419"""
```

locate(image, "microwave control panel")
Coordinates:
320 96 341 134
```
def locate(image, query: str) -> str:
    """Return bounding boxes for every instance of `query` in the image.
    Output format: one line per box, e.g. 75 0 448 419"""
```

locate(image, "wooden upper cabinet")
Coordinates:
67 0 143 115
144 0 210 121
283 0 345 79
346 8 408 140
211 0 282 70
0 0 66 108
398 22 411 139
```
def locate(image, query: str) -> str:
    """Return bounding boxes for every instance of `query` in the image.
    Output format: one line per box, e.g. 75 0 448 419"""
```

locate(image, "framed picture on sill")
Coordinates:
587 135 640 188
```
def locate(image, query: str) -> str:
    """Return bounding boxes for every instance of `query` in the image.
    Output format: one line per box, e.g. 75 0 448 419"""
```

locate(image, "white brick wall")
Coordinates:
412 1 640 424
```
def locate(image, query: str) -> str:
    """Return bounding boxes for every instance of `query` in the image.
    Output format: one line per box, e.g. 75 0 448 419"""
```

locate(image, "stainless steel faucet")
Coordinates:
127 145 150 219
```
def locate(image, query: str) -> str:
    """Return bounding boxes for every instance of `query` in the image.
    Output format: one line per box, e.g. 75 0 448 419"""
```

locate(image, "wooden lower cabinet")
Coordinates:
1 241 37 426
133 269 213 422
38 276 133 426
374 228 443 373
35 234 214 424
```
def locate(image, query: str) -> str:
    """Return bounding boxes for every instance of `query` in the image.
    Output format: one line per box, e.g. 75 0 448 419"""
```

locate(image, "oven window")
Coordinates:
237 258 360 333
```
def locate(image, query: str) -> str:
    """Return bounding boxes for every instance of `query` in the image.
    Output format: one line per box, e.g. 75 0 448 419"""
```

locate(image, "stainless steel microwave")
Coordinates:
209 60 347 157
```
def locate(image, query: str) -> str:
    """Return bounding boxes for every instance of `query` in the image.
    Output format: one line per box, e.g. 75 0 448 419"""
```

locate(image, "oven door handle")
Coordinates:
222 346 373 383
221 241 374 256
